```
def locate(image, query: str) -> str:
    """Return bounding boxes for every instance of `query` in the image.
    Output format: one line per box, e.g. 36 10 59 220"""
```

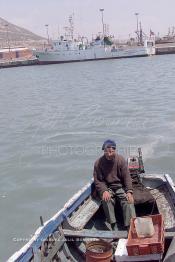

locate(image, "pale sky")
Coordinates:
1 0 175 40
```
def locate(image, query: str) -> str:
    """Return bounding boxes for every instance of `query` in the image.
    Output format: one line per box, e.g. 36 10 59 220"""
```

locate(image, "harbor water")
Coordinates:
0 54 175 260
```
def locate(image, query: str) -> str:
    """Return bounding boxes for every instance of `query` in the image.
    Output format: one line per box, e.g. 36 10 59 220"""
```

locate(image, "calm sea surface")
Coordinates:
0 55 175 260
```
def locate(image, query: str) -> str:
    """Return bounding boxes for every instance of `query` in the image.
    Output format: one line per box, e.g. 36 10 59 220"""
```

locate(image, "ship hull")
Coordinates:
35 46 153 64
37 54 148 65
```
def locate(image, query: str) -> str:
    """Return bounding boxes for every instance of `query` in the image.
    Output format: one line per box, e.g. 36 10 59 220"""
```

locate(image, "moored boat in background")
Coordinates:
34 15 155 65
34 37 155 65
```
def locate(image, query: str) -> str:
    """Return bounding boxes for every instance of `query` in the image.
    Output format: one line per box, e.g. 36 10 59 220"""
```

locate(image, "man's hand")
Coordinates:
102 191 111 202
126 192 134 204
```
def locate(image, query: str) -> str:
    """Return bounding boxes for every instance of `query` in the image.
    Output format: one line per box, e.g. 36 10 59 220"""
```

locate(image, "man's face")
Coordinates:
104 146 116 160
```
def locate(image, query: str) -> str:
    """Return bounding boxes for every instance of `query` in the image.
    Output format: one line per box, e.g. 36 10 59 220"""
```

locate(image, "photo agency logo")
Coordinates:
40 143 140 157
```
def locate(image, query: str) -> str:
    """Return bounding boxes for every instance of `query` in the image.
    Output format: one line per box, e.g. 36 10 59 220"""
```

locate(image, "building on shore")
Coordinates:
0 46 34 60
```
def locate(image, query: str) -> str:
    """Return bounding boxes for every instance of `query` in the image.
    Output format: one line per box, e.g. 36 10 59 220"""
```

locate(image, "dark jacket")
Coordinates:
93 154 133 195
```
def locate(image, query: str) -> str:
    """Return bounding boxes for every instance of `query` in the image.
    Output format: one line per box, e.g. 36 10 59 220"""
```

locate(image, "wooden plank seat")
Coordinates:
63 229 174 241
62 197 101 230
63 228 128 239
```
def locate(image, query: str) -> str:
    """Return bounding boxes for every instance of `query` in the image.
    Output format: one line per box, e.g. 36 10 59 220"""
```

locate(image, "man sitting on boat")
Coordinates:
93 139 136 230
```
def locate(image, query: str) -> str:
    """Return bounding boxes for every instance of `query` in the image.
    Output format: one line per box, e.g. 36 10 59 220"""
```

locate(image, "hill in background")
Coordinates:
0 17 46 49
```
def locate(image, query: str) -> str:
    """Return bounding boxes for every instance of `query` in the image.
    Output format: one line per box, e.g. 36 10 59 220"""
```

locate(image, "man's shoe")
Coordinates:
111 223 118 231
123 225 130 232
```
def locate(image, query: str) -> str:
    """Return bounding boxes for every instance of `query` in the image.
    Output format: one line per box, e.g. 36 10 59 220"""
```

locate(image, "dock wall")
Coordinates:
155 43 175 55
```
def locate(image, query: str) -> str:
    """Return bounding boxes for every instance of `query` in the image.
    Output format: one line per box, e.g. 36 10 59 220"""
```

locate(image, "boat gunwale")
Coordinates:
8 180 93 261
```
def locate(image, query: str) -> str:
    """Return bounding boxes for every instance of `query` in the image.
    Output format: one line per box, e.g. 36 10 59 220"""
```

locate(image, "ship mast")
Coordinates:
135 13 139 44
99 8 105 47
69 14 74 40
139 22 143 45
45 24 50 44
64 14 74 41
134 13 144 45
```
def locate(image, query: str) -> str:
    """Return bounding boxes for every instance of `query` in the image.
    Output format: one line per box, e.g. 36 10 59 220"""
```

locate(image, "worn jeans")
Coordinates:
101 188 136 227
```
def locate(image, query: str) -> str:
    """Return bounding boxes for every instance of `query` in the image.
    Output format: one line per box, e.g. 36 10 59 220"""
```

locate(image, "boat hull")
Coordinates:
35 46 153 65
8 174 175 261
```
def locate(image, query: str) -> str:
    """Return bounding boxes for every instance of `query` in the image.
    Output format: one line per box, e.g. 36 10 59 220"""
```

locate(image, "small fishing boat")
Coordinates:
8 149 175 262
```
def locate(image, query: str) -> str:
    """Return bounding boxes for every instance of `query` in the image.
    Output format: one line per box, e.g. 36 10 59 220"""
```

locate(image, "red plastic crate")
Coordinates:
126 214 164 256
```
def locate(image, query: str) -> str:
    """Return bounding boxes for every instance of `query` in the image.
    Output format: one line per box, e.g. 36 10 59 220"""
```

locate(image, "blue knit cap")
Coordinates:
102 139 116 150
